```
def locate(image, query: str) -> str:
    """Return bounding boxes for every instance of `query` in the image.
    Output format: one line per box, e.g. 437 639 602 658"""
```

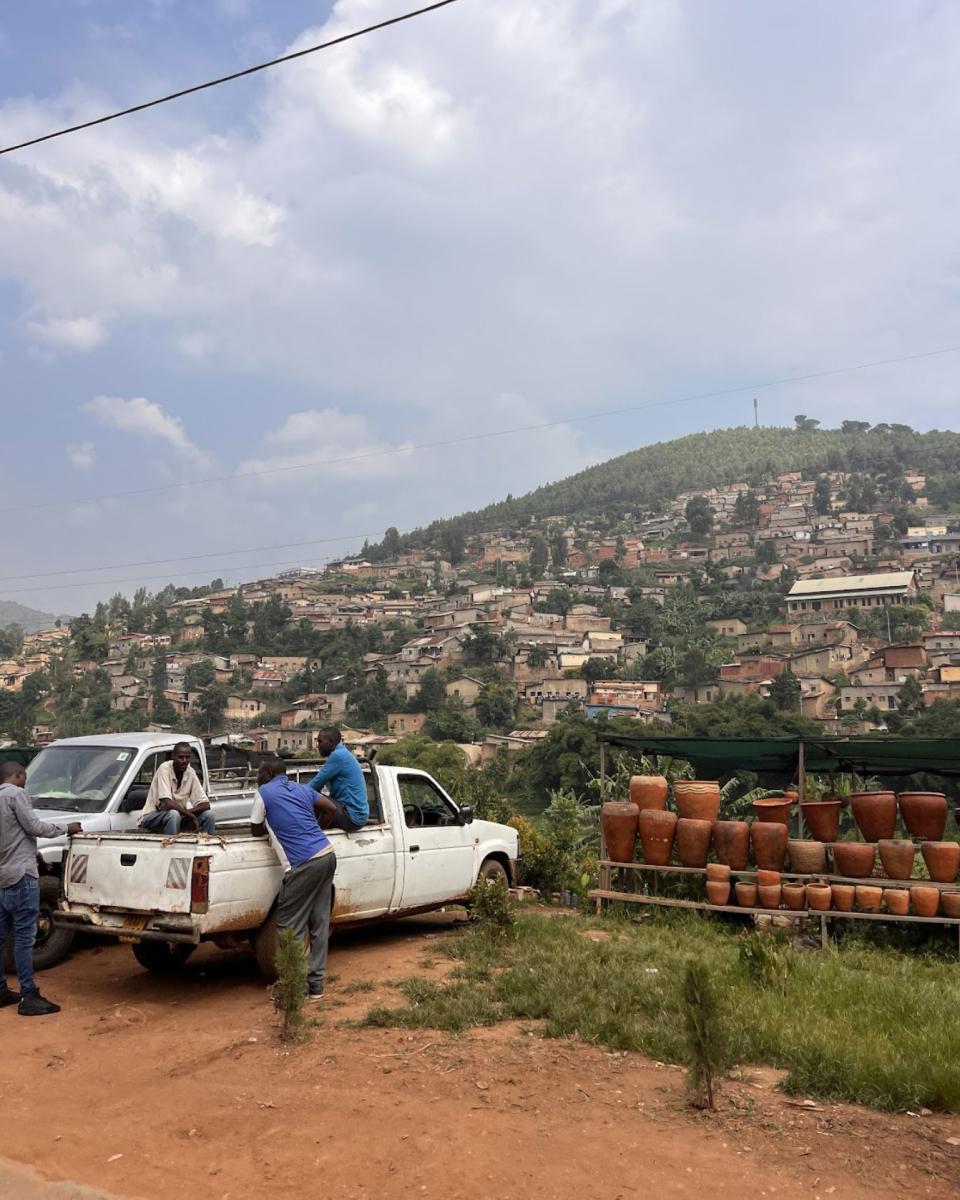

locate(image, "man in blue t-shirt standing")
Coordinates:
251 759 337 1000
307 728 369 832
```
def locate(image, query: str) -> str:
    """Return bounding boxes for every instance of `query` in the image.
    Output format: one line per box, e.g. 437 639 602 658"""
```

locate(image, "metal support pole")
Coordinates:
796 739 806 839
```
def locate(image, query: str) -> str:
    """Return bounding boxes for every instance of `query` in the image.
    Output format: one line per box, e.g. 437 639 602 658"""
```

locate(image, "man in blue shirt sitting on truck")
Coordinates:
307 728 368 832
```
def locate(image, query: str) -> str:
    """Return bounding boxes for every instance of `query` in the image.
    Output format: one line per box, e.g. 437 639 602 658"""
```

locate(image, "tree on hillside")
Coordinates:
581 657 618 686
184 659 216 691
685 495 714 536
0 624 24 658
462 624 504 665
768 669 801 712
794 414 820 432
755 539 778 566
841 420 871 434
550 532 568 570
897 675 923 716
733 490 759 526
527 644 550 668
529 535 549 576
382 526 402 558
679 647 717 689
423 704 483 743
415 668 447 712
475 681 516 730
195 684 228 732
813 475 831 515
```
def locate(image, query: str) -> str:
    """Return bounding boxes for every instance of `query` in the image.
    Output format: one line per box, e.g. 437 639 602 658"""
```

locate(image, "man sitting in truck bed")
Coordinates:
138 742 215 835
307 728 368 832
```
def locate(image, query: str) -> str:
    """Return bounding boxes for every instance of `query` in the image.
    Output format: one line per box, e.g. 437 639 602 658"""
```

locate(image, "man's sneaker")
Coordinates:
305 990 325 1003
18 988 61 1017
0 985 18 1008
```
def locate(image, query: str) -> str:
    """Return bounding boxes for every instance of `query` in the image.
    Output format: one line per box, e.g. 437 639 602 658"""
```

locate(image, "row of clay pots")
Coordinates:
847 790 947 843
832 839 960 882
703 867 960 917
628 775 724 823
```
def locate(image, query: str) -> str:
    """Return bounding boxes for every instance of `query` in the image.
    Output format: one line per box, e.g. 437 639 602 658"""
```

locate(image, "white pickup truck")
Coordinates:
55 755 519 978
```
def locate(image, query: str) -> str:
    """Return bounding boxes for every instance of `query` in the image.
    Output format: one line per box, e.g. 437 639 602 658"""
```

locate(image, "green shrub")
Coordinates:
273 927 309 1044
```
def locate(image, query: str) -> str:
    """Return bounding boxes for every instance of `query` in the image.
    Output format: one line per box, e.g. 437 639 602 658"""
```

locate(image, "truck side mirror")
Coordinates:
457 804 475 826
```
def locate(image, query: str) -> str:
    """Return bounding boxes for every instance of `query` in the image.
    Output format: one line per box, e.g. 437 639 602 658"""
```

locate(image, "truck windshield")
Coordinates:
26 745 135 813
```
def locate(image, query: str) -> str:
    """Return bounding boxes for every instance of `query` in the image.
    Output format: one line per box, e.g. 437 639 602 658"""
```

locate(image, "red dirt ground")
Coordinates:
1 913 958 1200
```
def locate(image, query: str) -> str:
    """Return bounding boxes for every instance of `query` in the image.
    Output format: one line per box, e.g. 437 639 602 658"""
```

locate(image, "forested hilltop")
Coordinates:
372 422 960 555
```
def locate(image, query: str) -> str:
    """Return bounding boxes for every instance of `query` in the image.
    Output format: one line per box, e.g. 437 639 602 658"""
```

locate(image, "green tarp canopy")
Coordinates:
597 733 960 778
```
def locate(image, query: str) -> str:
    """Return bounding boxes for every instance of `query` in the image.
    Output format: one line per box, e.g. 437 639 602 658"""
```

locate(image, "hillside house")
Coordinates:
445 675 485 705
786 572 917 616
388 712 426 736
706 618 747 638
523 677 588 704
224 695 268 724
838 683 901 714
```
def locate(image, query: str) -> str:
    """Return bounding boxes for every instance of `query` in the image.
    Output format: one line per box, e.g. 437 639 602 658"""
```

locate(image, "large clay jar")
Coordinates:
756 869 780 887
910 885 940 918
602 801 639 863
940 891 960 918
920 841 960 884
898 792 948 842
884 888 910 916
757 883 781 909
752 797 793 825
637 808 677 866
750 821 788 871
831 842 877 878
705 880 731 906
713 820 751 870
782 883 806 911
806 883 832 912
878 840 916 881
629 775 669 811
850 791 897 842
673 780 721 822
735 881 758 907
799 800 842 843
856 885 883 913
788 840 826 875
706 862 731 882
676 818 713 868
832 883 856 911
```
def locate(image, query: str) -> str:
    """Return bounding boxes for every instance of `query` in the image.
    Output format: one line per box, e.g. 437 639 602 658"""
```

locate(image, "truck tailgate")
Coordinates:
65 832 206 916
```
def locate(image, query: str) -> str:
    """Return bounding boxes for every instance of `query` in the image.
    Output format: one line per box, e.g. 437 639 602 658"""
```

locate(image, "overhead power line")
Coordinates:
0 0 461 156
3 343 958 519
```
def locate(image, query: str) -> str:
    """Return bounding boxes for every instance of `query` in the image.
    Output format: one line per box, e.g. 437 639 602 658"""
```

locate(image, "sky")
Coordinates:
2 0 960 616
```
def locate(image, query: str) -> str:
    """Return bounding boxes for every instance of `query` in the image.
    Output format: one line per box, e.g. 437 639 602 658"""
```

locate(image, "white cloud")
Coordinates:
25 316 106 353
65 441 96 470
81 396 209 463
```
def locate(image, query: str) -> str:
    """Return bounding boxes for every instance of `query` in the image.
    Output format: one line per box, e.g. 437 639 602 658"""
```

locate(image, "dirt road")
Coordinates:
2 914 958 1200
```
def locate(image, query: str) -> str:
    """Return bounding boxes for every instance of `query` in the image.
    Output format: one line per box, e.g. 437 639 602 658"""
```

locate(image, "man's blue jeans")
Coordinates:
141 809 216 835
0 874 40 994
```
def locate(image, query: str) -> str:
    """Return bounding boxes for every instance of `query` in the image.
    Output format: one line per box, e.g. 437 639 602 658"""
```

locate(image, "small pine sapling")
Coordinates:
273 926 309 1043
681 960 726 1110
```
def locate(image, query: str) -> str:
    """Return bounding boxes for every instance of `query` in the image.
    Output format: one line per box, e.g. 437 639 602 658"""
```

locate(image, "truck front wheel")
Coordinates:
132 941 196 975
477 858 510 888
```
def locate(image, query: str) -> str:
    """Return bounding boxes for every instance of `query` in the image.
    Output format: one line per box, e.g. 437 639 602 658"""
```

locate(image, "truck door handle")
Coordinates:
409 845 420 853
120 854 137 866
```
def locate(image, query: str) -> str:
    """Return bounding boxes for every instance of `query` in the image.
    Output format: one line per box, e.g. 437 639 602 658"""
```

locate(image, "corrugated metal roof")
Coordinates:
787 572 914 596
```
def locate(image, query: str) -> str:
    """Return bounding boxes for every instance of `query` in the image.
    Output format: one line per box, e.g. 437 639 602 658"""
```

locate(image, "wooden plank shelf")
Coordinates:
599 860 960 890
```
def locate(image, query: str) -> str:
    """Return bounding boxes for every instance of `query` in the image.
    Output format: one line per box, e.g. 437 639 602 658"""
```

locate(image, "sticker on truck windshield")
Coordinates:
116 752 130 761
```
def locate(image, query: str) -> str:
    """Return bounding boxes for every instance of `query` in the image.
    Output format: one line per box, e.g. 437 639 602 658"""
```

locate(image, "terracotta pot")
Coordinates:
783 788 799 802
806 883 832 912
706 862 731 882
782 883 806 911
750 821 788 871
831 842 877 878
831 883 856 912
850 791 897 842
898 792 947 842
910 885 940 918
856 885 883 913
878 840 917 881
601 801 639 864
713 820 751 870
884 888 910 916
676 818 713 868
752 797 794 826
735 881 758 907
799 800 842 843
788 839 826 875
637 808 677 866
673 780 721 822
629 775 669 811
756 869 780 887
705 880 731 906
757 883 781 909
940 890 960 918
920 841 960 884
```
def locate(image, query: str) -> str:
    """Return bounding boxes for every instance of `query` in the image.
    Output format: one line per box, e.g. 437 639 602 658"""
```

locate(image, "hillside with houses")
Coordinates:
2 420 960 800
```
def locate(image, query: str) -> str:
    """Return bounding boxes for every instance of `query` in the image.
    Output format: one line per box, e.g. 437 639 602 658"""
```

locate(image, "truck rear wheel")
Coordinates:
132 941 196 975
253 910 279 981
30 876 77 971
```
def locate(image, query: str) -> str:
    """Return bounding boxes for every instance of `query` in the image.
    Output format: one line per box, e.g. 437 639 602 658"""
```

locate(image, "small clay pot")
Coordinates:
637 808 677 866
757 883 781 909
806 883 832 912
750 821 788 871
629 775 669 811
782 883 806 911
856 885 883 913
676 818 713 868
878 839 916 881
884 888 910 916
756 869 780 887
850 791 897 842
920 841 960 884
831 883 856 912
713 820 751 870
706 861 731 882
898 792 948 842
831 842 877 878
705 880 731 906
800 799 842 842
940 890 960 918
752 797 793 826
788 839 826 875
910 885 940 918
601 801 639 864
673 780 721 822
734 881 758 907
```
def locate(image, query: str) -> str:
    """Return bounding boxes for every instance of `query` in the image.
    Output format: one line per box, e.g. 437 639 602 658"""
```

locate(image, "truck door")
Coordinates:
110 748 169 830
396 773 475 908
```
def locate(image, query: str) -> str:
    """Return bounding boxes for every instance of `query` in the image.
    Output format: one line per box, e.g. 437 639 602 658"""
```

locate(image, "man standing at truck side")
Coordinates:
251 759 336 1001
139 742 216 835
0 760 81 1016
307 728 368 832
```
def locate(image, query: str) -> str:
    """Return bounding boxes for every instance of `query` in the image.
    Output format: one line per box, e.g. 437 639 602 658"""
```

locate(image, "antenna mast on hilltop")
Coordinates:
753 397 759 428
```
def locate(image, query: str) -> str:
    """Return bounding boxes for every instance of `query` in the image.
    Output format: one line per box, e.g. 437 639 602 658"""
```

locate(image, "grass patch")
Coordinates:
339 979 377 995
361 912 960 1113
